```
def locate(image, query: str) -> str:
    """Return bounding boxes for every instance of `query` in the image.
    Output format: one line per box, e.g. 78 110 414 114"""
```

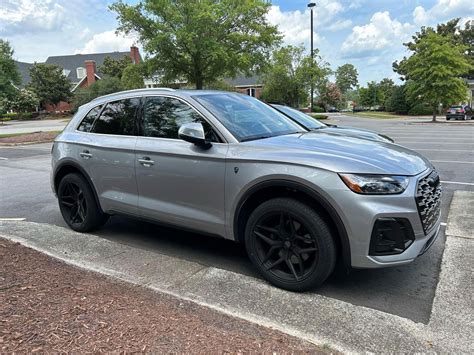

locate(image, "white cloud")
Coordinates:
412 0 474 25
0 0 66 35
341 11 412 57
266 2 345 47
327 19 353 31
75 30 138 54
349 0 364 10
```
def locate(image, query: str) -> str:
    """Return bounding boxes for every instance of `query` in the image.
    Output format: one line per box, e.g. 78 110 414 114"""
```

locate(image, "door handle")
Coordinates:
138 157 154 167
80 150 93 159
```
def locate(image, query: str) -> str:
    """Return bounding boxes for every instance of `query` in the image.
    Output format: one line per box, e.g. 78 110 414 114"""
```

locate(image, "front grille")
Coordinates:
415 170 442 234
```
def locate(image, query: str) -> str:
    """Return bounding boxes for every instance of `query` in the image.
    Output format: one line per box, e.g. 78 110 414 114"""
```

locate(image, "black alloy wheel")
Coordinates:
58 173 108 232
60 181 87 226
245 198 336 291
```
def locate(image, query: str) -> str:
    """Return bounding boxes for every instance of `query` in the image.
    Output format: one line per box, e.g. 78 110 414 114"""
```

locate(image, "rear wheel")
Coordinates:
245 198 336 291
58 173 108 232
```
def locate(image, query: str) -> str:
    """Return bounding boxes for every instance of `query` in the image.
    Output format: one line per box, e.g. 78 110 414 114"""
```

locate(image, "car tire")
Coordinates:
244 197 336 291
57 173 108 232
446 117 450 120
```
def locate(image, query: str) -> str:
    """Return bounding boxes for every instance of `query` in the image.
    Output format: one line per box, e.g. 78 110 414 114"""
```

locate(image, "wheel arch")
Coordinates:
53 160 104 213
233 179 351 267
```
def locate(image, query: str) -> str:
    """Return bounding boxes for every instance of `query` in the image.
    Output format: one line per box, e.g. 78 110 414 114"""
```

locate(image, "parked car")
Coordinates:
52 89 441 291
327 107 339 113
446 105 473 120
271 104 393 143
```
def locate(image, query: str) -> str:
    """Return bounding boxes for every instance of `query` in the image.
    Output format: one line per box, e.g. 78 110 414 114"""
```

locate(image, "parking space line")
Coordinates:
0 157 8 160
413 149 473 152
441 181 474 186
431 160 474 164
0 218 26 221
396 142 473 145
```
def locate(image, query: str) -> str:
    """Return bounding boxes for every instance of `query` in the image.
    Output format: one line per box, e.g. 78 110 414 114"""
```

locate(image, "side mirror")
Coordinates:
178 122 212 149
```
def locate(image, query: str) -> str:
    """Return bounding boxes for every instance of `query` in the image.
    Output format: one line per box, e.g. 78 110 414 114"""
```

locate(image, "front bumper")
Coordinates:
326 169 441 269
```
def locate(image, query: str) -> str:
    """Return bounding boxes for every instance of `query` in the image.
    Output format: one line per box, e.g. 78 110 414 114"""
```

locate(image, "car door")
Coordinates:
81 97 140 216
135 95 228 237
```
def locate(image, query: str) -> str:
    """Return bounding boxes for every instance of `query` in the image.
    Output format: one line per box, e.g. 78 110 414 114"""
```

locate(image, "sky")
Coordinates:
1 0 473 85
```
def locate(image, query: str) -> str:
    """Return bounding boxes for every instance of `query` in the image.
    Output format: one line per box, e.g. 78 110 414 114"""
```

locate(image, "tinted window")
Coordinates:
77 105 102 132
193 93 304 141
143 96 218 141
273 104 325 129
91 98 139 135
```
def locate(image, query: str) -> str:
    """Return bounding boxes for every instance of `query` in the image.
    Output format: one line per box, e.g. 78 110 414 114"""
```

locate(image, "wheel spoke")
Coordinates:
256 224 278 235
294 252 305 276
261 245 281 263
285 258 300 281
60 200 74 207
298 247 318 254
254 231 279 246
265 257 284 271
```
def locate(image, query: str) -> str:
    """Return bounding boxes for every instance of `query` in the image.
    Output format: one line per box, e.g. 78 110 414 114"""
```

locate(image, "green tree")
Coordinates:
0 39 21 101
261 45 329 107
386 85 409 114
28 63 72 109
358 81 383 107
121 64 145 89
395 31 471 121
378 78 396 108
73 76 123 109
110 0 280 89
335 64 358 94
98 55 132 79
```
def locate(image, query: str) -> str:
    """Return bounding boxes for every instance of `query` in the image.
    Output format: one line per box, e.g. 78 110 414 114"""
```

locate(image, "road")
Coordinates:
0 119 68 135
0 114 473 324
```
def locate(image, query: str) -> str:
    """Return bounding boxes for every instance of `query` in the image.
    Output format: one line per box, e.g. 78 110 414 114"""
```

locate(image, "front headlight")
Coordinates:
339 174 409 194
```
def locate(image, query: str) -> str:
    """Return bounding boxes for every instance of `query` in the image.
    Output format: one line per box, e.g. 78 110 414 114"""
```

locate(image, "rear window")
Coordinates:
77 105 102 132
91 98 140 136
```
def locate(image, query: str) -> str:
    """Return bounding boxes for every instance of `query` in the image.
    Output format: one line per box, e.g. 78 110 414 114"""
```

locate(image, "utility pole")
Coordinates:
308 2 316 112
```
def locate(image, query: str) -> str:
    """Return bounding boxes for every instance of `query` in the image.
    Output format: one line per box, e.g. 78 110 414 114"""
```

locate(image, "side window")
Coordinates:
77 105 102 132
142 96 218 141
91 98 140 135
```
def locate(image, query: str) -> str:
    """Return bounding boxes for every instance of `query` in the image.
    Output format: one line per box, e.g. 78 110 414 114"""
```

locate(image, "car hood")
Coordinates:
320 126 393 142
241 132 432 175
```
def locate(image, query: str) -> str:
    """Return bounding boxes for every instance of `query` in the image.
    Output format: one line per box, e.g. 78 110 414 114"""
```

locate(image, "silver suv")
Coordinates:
51 88 442 291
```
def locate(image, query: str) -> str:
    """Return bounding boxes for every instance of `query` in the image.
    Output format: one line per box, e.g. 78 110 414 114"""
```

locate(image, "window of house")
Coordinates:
91 98 140 135
142 96 218 141
77 105 103 132
246 88 256 97
62 69 71 77
76 67 86 79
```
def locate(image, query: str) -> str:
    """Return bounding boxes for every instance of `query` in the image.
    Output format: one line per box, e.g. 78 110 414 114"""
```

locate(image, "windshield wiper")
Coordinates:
240 135 273 142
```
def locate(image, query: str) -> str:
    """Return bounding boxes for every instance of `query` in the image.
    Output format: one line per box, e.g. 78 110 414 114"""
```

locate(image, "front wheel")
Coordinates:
57 173 108 232
245 198 336 291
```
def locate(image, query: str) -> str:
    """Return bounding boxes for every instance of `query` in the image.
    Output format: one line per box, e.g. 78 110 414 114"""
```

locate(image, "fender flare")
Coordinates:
233 179 351 267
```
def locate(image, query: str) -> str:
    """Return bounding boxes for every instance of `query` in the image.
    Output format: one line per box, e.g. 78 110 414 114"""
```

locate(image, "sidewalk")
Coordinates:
0 239 324 353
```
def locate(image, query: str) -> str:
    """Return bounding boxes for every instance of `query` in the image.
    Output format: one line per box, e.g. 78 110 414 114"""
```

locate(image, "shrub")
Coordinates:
311 106 325 113
408 103 433 116
309 113 328 120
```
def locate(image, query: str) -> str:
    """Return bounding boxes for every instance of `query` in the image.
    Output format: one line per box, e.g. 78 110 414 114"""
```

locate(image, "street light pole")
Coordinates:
308 2 316 112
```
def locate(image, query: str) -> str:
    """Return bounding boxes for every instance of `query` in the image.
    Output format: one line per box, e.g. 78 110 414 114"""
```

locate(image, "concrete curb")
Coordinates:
0 140 55 146
1 191 472 352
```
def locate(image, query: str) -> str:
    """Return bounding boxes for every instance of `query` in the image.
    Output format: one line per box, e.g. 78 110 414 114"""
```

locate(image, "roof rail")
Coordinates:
90 87 175 102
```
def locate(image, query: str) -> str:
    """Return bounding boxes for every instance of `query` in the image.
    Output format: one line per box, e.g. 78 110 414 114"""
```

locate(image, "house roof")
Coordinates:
14 61 35 87
225 74 261 87
45 51 135 83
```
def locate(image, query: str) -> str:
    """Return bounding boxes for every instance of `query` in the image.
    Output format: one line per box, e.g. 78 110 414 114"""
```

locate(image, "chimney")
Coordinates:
130 46 140 64
84 60 96 86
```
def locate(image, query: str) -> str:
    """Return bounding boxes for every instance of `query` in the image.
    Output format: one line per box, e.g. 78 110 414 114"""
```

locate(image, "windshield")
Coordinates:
272 104 326 129
193 93 306 141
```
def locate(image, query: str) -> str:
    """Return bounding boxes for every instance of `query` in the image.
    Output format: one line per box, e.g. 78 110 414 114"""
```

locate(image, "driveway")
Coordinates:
0 115 473 324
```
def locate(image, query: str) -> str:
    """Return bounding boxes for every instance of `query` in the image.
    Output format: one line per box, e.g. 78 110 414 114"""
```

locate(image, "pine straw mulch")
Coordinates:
0 239 326 353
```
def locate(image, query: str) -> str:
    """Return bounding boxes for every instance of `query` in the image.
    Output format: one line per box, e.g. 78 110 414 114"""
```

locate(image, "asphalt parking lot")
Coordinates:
0 115 473 324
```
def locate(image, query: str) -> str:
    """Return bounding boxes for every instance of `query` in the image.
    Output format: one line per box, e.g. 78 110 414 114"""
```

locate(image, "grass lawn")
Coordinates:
346 111 408 119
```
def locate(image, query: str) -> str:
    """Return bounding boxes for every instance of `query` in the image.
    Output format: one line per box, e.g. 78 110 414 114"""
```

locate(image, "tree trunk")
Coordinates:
195 76 203 90
432 107 437 122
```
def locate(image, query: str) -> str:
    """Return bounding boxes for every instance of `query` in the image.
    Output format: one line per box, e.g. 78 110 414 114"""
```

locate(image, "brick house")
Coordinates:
15 46 141 111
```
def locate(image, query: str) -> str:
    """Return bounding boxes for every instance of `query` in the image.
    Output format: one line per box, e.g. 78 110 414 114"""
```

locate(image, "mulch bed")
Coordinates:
0 239 325 353
0 131 59 144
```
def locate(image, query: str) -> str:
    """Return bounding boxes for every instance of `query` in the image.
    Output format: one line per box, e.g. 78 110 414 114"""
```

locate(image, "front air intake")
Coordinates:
369 218 415 256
